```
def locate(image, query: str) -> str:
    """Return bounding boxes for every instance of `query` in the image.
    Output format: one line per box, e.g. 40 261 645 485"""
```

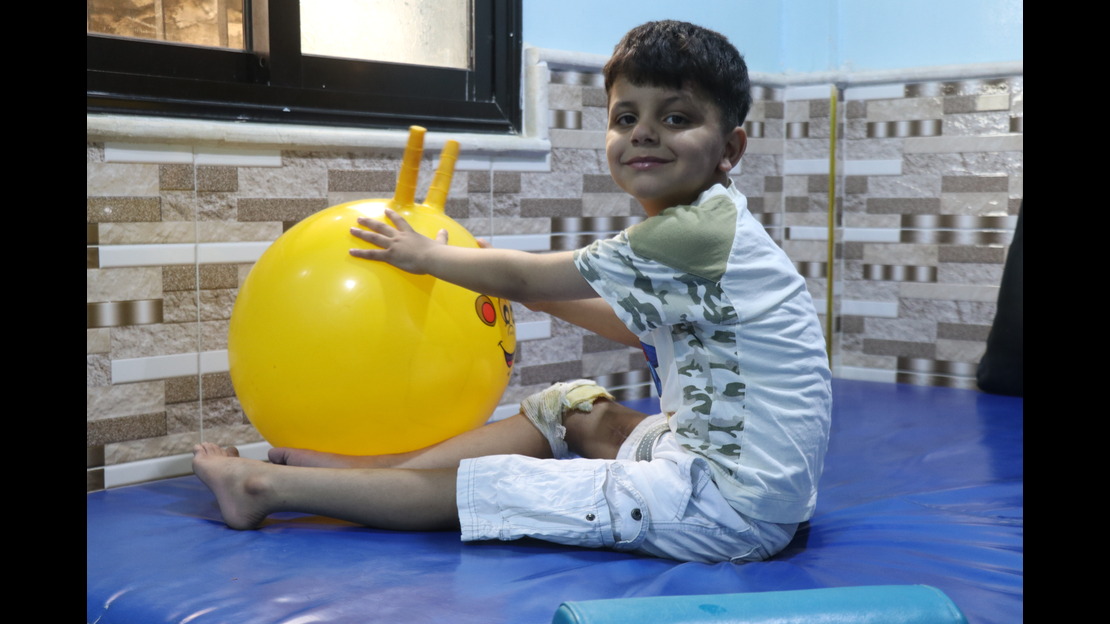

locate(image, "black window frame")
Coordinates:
87 0 522 134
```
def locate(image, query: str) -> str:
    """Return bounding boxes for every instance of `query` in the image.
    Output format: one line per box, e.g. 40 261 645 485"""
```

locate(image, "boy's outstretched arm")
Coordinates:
526 299 640 348
350 209 596 303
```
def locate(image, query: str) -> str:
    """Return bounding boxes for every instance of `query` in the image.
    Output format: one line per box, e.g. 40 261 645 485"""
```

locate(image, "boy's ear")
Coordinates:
718 127 747 173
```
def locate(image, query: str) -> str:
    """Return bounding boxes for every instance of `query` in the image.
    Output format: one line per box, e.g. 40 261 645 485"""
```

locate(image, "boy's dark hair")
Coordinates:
603 20 752 130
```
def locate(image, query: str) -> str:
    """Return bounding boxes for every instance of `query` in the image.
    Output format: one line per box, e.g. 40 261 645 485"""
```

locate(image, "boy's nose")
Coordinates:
630 121 657 145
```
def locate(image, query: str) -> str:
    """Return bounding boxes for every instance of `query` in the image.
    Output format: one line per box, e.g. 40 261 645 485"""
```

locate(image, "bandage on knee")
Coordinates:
521 380 614 458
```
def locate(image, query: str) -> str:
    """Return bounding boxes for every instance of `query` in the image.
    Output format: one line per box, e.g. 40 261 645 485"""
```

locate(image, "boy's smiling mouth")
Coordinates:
624 156 672 169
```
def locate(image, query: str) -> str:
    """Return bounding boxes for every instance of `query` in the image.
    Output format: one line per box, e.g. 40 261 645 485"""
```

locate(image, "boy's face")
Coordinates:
606 78 744 216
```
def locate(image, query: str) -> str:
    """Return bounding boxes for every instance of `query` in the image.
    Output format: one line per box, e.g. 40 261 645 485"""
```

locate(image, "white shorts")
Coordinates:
456 414 797 563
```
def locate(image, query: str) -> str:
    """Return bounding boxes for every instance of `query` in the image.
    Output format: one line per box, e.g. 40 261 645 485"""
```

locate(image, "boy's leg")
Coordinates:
269 413 552 469
521 380 650 460
193 443 459 531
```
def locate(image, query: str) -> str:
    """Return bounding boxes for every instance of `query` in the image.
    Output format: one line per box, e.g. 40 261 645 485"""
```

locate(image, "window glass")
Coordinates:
87 0 245 49
300 0 471 70
88 0 521 133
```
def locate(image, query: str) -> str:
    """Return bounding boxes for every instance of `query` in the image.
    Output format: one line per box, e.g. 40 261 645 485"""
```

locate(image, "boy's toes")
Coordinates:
193 442 240 458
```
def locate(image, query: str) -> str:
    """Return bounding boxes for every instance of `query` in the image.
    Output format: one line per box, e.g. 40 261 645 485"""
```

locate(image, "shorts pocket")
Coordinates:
601 462 651 551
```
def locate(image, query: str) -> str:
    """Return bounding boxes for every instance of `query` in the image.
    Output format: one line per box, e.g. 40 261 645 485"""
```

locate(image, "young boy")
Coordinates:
193 20 831 564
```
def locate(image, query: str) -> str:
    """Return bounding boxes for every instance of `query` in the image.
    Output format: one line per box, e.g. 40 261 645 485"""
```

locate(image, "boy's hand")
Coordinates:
352 211 595 304
349 209 447 274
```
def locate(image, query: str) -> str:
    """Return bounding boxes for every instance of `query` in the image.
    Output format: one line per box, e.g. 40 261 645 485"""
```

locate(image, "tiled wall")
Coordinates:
86 54 1022 490
835 77 1022 385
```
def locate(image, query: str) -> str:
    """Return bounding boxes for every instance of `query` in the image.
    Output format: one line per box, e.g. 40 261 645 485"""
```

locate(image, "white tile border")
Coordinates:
201 350 231 374
843 159 902 176
515 319 552 342
455 151 553 173
843 228 902 243
104 143 193 164
101 441 272 489
787 226 829 241
112 350 229 384
783 159 829 175
195 147 282 167
98 243 196 267
840 300 900 318
904 134 1023 154
96 241 271 268
785 84 836 100
489 233 551 252
197 241 272 264
104 142 283 167
844 84 905 101
834 366 898 384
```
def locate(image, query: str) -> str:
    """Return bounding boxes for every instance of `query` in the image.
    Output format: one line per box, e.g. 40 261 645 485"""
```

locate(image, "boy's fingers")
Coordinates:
349 226 389 247
382 208 414 232
349 247 385 259
435 229 449 244
355 216 395 234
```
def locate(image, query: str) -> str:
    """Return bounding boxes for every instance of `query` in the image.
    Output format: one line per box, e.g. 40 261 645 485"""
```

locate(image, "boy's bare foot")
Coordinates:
192 442 274 530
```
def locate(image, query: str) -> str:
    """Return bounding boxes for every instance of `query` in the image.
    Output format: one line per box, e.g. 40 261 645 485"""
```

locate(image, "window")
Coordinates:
87 0 522 134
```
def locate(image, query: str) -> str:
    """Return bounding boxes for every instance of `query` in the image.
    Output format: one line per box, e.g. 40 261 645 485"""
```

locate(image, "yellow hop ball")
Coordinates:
228 129 516 455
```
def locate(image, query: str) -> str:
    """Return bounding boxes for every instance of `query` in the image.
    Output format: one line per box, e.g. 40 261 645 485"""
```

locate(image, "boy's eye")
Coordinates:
613 113 637 126
663 113 689 126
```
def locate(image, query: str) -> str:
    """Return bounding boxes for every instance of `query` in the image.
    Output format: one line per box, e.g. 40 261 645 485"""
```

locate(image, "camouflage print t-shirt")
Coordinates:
574 183 832 524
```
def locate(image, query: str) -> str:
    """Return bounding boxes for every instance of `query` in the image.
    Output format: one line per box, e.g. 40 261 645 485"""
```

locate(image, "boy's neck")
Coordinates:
637 175 731 217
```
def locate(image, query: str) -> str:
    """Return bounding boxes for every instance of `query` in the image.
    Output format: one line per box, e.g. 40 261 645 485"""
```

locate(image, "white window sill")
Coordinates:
87 113 550 158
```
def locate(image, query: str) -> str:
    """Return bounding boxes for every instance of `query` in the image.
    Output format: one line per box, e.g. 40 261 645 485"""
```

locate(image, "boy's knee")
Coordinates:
562 401 603 439
565 400 647 460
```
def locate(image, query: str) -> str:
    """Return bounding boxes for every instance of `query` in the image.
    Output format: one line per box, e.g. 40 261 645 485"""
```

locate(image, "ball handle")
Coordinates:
426 140 460 213
393 126 426 207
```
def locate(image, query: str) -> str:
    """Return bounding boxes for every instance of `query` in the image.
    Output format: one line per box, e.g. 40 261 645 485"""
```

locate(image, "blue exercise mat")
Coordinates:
87 380 1023 624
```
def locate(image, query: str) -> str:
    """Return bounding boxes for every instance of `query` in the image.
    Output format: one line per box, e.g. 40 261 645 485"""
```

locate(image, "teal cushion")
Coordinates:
552 585 968 624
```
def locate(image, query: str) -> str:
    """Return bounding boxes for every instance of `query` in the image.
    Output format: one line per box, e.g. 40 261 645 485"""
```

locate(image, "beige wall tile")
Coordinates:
87 381 165 421
87 162 160 196
195 221 282 243
110 324 200 359
88 328 111 354
865 96 943 122
106 431 200 464
87 267 162 301
99 222 196 245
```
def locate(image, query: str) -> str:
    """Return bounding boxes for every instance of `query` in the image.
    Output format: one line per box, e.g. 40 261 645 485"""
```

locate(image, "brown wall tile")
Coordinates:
328 170 397 192
941 175 1009 193
160 164 195 191
199 264 239 289
583 334 630 353
88 197 161 223
238 198 330 222
520 361 584 386
863 339 936 359
198 166 238 192
583 174 622 193
87 412 168 446
521 198 584 217
866 198 942 214
937 322 992 341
